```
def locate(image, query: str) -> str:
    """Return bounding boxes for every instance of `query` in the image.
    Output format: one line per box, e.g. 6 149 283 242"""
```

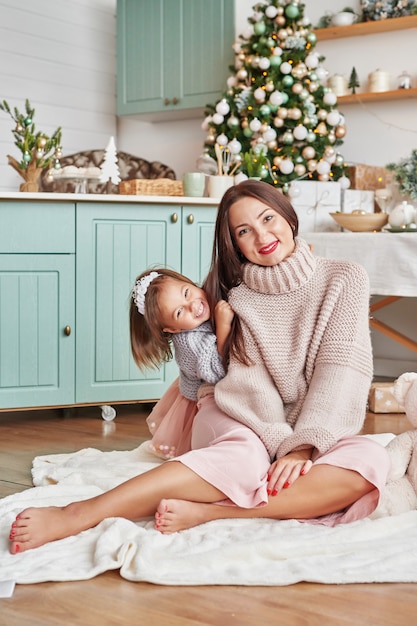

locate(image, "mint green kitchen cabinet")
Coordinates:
117 0 235 116
0 202 75 409
75 203 217 404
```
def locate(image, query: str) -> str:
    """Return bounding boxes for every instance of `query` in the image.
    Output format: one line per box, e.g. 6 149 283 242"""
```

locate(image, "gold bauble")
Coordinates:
268 140 278 150
318 109 328 121
316 122 328 136
294 164 306 176
241 118 249 128
302 146 315 160
278 29 288 40
292 82 303 95
277 107 288 119
273 117 284 128
273 156 283 166
335 125 347 138
260 123 269 133
307 159 317 172
237 69 248 80
266 81 275 92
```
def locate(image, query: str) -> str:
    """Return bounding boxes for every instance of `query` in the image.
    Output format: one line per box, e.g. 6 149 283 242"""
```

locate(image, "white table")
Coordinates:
305 231 417 353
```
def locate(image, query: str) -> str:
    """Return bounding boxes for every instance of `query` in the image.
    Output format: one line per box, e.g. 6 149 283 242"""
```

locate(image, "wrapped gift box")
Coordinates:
343 189 375 213
291 181 341 233
368 382 405 414
347 164 393 191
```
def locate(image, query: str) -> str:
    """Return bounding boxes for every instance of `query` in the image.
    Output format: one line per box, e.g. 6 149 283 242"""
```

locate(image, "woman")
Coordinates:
155 179 390 532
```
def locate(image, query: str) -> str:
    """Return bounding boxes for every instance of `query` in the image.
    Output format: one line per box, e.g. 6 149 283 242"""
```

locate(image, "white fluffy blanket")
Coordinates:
1 436 417 586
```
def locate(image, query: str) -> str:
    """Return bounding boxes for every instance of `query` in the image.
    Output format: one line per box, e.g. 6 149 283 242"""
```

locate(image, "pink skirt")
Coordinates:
172 392 271 508
301 435 391 526
146 378 197 459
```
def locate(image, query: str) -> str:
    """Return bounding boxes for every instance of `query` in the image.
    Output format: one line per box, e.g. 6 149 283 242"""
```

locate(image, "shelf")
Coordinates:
338 87 417 104
314 14 417 41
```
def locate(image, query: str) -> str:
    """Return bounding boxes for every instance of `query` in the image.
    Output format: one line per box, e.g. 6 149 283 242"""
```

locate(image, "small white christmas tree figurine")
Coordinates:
100 136 121 186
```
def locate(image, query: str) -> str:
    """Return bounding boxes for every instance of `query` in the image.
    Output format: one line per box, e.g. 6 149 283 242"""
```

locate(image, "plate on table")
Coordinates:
383 225 417 233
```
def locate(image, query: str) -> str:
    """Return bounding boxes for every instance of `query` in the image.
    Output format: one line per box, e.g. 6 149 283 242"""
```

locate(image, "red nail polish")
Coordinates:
272 489 278 496
267 488 271 495
15 544 20 552
12 522 17 528
267 474 271 481
284 481 290 489
301 469 306 475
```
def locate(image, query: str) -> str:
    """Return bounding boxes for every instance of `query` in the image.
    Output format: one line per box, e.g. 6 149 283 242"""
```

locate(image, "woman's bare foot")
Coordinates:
154 498 216 533
9 503 94 554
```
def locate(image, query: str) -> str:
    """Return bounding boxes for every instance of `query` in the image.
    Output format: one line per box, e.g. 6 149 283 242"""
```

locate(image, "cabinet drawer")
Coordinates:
0 202 75 253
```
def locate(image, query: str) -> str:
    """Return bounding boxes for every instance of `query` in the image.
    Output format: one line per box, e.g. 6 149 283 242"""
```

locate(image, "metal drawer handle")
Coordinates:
64 326 71 336
171 213 178 223
187 214 194 224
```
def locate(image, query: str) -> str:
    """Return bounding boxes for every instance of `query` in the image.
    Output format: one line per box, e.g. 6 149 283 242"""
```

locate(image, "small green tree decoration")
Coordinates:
348 67 360 94
243 147 268 178
0 99 62 191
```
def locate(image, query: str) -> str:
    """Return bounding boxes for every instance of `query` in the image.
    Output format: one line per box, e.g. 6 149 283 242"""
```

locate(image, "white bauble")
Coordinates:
265 5 278 18
280 61 292 74
254 87 266 102
305 53 319 69
212 113 224 125
216 99 230 116
258 57 271 70
263 127 277 142
294 163 306 176
316 160 331 175
249 118 262 132
279 159 294 174
269 90 284 106
216 134 228 145
293 125 308 140
315 66 328 84
288 182 301 198
273 46 283 56
323 92 337 106
228 138 242 154
326 110 341 126
226 75 237 89
338 176 351 190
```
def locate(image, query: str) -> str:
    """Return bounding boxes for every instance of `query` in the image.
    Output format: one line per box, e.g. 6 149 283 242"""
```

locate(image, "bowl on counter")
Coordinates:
329 211 388 232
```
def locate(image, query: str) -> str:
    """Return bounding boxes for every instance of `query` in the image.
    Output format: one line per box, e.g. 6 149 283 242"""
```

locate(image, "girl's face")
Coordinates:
229 196 295 266
159 278 210 333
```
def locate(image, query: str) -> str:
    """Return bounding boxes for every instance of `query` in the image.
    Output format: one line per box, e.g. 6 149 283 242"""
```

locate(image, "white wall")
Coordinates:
0 0 117 192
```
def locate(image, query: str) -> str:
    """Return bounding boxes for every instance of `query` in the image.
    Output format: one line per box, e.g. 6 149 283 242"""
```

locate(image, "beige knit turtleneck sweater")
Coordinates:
214 238 373 461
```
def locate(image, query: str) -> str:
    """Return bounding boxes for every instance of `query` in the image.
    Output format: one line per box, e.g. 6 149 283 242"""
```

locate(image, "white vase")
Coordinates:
207 175 234 198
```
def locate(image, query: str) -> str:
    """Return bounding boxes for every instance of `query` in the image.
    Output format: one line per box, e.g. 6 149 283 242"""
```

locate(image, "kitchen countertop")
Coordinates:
0 192 220 205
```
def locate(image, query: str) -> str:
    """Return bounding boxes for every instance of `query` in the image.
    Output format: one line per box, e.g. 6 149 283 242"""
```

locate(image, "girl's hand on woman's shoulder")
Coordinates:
267 449 313 496
214 300 234 327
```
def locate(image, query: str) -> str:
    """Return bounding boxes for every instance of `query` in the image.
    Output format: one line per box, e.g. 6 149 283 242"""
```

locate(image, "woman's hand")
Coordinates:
267 449 313 496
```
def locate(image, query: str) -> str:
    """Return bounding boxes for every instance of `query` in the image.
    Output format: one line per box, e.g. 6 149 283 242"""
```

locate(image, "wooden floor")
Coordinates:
1 404 416 626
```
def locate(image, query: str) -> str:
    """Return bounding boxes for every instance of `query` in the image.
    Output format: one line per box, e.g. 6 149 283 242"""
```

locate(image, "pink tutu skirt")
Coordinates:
146 378 197 459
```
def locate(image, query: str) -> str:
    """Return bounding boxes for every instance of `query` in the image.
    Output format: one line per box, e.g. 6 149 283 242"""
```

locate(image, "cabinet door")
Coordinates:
181 205 216 285
0 255 75 408
76 203 182 403
117 0 235 116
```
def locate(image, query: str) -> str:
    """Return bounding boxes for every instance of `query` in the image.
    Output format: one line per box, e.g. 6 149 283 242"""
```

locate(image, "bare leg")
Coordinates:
9 461 226 554
155 465 374 533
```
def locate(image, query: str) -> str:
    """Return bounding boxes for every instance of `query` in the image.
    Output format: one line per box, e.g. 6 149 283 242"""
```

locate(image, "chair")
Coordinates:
39 149 177 194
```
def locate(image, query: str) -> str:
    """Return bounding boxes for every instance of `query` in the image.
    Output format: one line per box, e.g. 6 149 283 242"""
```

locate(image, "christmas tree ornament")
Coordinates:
202 0 347 186
99 136 121 188
0 98 62 192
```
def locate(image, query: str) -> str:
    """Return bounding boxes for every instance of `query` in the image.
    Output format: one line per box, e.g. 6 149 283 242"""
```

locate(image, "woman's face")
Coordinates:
228 196 296 266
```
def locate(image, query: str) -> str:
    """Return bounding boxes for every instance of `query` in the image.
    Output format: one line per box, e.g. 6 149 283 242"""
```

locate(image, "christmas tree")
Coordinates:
99 136 121 187
202 0 349 191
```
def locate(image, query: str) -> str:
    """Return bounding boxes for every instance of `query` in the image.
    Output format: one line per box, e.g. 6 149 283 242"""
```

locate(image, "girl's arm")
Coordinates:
214 300 234 356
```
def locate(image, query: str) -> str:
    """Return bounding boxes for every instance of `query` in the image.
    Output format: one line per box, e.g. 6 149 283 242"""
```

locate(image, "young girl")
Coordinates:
8 268 272 553
130 268 232 459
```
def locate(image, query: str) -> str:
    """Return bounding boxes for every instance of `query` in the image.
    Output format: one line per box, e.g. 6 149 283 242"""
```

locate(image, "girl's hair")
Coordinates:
203 180 298 365
130 268 196 371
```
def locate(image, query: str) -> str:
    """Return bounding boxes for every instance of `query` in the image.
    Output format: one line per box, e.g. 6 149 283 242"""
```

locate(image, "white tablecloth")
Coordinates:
305 232 417 297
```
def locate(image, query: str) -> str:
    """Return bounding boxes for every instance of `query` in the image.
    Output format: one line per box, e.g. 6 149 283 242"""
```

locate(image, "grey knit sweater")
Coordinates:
172 321 225 401
214 238 373 461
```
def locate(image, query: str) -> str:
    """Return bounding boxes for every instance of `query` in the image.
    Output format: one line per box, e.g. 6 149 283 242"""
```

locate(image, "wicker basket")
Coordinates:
119 178 183 196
